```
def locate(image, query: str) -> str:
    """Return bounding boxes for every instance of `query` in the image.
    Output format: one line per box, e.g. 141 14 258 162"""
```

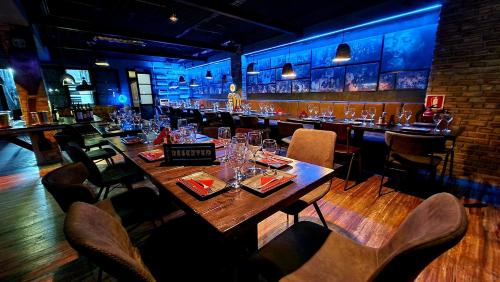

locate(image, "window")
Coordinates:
65 69 95 105
137 73 153 104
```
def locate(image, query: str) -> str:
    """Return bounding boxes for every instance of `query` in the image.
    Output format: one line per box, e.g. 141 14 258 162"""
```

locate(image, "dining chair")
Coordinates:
62 125 109 151
242 192 467 282
239 115 260 129
320 122 362 190
277 121 303 154
66 142 144 198
201 126 219 139
204 112 223 127
42 162 174 227
281 129 336 228
379 131 445 196
54 131 116 165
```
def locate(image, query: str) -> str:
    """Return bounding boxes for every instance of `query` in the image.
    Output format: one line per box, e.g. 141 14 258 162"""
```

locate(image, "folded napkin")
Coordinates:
259 176 293 192
259 158 290 165
153 128 168 145
179 178 214 196
299 110 308 118
276 107 283 114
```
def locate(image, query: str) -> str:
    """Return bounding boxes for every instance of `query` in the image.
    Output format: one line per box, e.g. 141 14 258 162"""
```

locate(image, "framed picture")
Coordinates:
425 95 445 110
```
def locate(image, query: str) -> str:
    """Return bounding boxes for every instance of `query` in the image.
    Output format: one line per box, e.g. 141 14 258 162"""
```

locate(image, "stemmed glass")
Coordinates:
350 110 356 122
404 110 412 126
443 112 454 133
218 127 231 162
308 104 314 118
247 131 263 174
227 140 248 190
188 123 198 140
133 112 141 129
321 110 327 122
262 139 277 175
344 105 350 122
361 109 369 126
141 120 151 144
368 107 376 126
433 113 442 132
269 104 275 115
397 108 405 126
314 106 319 119
177 118 187 130
327 107 334 121
259 103 265 115
150 119 161 137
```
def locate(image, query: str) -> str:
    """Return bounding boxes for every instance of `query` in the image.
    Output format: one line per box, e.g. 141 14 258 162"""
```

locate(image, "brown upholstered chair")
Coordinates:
281 129 336 227
66 142 143 198
201 126 219 139
64 202 157 281
42 162 169 227
235 127 254 135
320 122 362 190
239 115 260 129
379 131 445 196
243 192 468 282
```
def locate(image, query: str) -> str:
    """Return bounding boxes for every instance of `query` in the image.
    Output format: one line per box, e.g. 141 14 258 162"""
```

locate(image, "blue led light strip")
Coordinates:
243 4 442 56
186 58 231 70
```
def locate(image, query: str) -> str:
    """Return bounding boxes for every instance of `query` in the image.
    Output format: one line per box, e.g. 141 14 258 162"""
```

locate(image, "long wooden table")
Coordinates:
106 136 334 250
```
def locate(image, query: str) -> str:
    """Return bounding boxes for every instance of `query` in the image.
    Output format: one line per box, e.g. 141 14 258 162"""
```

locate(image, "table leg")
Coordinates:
29 131 62 165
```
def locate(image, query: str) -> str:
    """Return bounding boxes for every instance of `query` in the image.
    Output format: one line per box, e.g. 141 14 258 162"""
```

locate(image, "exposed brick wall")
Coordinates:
427 0 500 185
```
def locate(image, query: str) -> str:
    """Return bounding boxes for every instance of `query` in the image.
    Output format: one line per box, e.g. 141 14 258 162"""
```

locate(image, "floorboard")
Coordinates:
0 141 497 281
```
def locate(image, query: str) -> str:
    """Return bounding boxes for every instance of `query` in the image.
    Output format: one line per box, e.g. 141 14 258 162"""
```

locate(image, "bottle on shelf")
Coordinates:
87 104 94 120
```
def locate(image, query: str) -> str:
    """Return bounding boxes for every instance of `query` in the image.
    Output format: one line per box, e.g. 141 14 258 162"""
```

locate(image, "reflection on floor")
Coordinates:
0 141 498 281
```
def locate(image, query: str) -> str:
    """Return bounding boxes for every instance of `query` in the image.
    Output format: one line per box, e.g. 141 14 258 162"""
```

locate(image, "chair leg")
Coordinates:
379 165 386 197
344 154 355 191
357 153 363 183
103 186 110 199
293 214 298 224
96 187 104 199
313 202 328 228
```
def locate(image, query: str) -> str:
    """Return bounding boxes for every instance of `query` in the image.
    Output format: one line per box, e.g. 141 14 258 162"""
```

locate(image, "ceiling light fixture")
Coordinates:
281 63 296 78
205 70 213 79
95 59 110 67
246 62 259 75
189 79 199 87
179 76 186 84
333 32 351 62
169 13 178 23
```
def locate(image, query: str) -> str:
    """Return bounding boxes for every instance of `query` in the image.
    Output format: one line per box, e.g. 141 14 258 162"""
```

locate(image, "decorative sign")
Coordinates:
159 98 169 106
425 95 445 110
162 143 216 166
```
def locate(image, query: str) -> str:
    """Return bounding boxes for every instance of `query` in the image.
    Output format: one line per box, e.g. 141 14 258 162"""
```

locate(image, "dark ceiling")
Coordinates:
17 0 434 64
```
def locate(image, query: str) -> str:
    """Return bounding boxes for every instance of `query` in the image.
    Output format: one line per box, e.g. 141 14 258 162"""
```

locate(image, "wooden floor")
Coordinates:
0 141 498 281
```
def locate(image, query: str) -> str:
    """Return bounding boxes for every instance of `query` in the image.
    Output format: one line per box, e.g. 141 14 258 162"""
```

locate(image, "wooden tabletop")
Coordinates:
107 136 334 237
0 116 102 137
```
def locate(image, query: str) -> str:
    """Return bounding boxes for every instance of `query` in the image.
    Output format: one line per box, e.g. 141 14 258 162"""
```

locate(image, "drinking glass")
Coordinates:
397 108 405 126
247 131 263 174
150 119 161 136
133 112 141 128
177 118 187 130
227 141 248 189
218 127 231 162
308 104 314 118
433 113 442 132
350 110 356 122
344 105 350 122
259 103 264 114
141 120 151 144
321 111 327 122
314 106 319 119
368 107 376 126
262 139 277 175
188 123 198 140
404 110 412 126
327 107 334 121
443 112 454 133
269 104 275 114
361 110 369 125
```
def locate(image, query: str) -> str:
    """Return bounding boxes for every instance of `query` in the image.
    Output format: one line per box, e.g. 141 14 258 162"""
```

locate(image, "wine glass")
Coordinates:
397 108 405 126
188 123 198 140
177 118 187 130
141 120 151 144
227 140 248 190
259 103 264 114
433 113 442 132
308 104 314 118
327 107 334 121
321 110 327 122
247 131 263 174
443 112 454 133
269 104 275 115
368 107 376 126
404 110 412 126
262 139 277 175
314 106 319 119
361 110 369 125
218 127 231 162
350 110 356 122
343 105 350 122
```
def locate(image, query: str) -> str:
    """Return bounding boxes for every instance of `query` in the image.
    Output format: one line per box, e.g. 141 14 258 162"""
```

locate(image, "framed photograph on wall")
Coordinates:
425 95 445 110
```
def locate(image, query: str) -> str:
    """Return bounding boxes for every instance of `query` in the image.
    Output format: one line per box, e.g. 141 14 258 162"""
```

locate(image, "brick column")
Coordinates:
231 48 243 98
427 0 500 185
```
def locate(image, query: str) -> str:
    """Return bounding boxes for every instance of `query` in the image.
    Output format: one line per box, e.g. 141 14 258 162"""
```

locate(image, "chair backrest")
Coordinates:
372 192 467 281
42 162 97 212
219 112 235 127
319 122 351 143
53 132 73 152
201 127 219 139
385 131 445 156
239 116 260 128
66 142 104 186
287 129 336 169
277 121 303 139
62 125 85 147
235 127 254 135
64 202 156 282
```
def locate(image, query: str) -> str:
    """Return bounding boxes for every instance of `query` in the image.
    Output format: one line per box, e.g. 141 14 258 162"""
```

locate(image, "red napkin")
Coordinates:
181 179 212 196
153 128 167 145
260 158 289 165
276 107 283 114
260 176 275 186
260 176 292 192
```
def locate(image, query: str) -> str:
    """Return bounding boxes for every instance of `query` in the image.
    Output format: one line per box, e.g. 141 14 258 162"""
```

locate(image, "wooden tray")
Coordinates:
177 171 227 199
242 170 296 195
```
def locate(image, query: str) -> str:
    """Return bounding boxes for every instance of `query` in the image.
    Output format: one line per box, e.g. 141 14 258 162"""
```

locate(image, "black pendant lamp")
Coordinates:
333 33 351 63
281 63 296 79
189 79 199 87
246 62 259 75
179 75 186 84
75 77 95 91
205 70 213 80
